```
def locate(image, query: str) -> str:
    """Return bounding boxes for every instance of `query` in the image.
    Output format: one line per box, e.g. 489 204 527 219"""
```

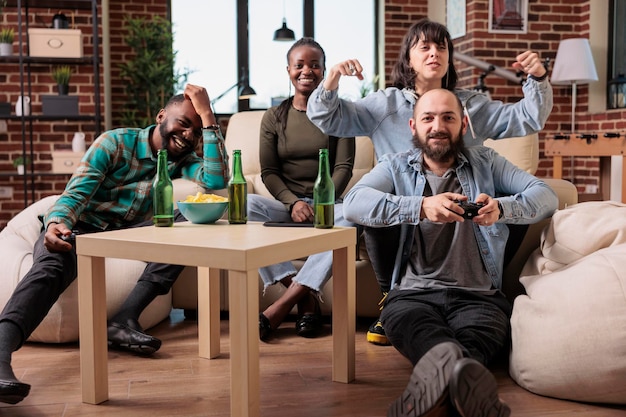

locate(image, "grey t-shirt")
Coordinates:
399 168 494 293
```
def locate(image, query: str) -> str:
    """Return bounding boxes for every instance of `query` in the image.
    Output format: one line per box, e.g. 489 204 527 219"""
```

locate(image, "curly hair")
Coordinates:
390 18 458 92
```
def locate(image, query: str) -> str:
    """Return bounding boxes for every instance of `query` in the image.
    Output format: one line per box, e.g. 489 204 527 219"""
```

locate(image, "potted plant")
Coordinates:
12 155 30 175
0 27 13 56
52 65 72 95
118 16 188 127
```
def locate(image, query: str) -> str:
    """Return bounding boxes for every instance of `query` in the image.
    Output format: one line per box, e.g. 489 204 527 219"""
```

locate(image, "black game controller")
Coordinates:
60 232 77 243
454 200 484 219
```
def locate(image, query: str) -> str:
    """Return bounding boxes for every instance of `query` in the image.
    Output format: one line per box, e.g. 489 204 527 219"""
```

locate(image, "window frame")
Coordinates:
171 0 379 114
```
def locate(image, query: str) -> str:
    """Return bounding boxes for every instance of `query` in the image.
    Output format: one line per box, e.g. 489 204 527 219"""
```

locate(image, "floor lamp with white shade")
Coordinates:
550 38 599 132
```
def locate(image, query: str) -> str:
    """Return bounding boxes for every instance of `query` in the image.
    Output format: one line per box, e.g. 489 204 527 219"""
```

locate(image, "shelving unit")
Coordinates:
1 0 101 207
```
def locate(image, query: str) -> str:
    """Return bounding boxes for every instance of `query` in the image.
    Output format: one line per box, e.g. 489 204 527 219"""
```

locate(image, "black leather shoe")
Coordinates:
0 378 30 405
296 292 323 338
259 313 272 342
107 318 161 355
295 313 323 338
0 360 30 405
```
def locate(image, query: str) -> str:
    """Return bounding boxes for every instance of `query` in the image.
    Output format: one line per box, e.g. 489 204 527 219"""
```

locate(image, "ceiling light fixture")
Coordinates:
273 0 295 41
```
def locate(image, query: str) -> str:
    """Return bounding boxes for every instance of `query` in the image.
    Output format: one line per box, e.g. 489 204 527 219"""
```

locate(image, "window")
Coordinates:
313 0 377 102
172 0 377 114
247 0 304 109
608 0 626 103
172 2 237 113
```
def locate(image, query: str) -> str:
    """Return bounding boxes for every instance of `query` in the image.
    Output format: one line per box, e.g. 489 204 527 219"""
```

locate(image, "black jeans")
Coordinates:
381 288 512 366
0 211 187 348
363 225 402 293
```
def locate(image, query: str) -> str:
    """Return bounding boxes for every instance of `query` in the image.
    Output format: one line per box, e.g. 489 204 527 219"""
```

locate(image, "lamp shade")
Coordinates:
238 83 256 100
551 38 598 85
273 19 295 41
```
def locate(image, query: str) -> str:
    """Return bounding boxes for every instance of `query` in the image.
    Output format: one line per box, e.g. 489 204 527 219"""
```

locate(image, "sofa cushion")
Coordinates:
484 133 538 174
223 111 271 198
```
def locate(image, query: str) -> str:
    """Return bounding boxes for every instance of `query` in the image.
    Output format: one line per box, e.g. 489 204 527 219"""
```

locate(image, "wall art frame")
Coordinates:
488 0 528 34
447 0 466 39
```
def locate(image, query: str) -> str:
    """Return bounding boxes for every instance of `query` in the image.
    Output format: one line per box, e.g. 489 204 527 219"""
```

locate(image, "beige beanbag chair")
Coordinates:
510 201 626 404
0 196 173 343
509 201 626 404
523 200 626 275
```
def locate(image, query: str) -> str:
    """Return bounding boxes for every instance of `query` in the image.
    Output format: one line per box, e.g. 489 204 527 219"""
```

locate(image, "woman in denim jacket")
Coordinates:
307 18 553 346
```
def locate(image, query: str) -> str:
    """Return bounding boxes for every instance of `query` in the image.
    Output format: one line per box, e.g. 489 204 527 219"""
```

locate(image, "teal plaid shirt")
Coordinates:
45 125 229 230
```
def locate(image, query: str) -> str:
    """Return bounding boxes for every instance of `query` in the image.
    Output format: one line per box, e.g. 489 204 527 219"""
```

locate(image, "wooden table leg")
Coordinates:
228 269 260 417
600 156 611 201
332 245 356 383
77 254 109 404
622 156 626 203
553 155 563 180
198 267 221 359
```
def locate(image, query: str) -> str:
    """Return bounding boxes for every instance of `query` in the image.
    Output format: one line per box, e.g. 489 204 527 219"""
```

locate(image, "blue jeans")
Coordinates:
247 194 356 292
381 288 511 366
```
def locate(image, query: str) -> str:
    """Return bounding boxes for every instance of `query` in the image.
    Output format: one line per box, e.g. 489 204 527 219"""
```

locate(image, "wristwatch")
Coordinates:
203 124 220 131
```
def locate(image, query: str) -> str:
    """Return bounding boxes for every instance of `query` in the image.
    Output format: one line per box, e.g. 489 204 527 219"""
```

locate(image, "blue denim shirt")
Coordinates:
307 79 553 159
343 146 558 290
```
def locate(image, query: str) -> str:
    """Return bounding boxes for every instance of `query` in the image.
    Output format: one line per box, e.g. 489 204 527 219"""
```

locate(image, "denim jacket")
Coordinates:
307 78 553 159
343 146 558 290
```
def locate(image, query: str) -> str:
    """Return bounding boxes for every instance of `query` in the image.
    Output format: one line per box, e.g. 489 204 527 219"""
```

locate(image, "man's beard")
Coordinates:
412 128 465 163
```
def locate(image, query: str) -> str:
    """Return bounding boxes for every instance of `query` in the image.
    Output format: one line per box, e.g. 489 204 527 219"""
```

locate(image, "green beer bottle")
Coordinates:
153 148 174 227
228 149 247 224
313 148 334 229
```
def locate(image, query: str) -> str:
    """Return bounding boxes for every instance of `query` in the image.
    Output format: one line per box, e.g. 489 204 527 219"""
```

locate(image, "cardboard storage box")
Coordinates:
52 151 84 174
42 95 79 116
28 28 83 58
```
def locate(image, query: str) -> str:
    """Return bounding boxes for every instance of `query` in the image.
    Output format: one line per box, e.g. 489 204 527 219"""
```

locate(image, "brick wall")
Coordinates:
384 0 626 195
0 1 166 229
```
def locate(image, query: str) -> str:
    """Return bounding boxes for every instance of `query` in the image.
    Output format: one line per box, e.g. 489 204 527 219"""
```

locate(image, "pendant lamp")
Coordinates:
273 0 295 41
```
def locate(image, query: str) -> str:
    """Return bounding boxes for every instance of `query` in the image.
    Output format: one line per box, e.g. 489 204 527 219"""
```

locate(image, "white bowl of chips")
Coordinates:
177 193 229 224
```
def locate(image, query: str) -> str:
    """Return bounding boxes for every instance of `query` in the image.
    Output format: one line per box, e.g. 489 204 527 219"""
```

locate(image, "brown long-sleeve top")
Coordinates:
259 106 355 210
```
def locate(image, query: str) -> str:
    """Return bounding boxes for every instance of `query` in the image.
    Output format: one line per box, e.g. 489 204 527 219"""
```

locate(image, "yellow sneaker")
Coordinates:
366 318 391 345
366 292 391 345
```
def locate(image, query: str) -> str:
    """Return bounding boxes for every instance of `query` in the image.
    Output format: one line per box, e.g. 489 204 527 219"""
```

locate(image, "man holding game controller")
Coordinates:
343 88 557 417
0 84 229 405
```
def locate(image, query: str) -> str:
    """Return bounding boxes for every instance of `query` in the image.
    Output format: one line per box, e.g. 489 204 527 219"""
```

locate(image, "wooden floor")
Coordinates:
3 309 625 417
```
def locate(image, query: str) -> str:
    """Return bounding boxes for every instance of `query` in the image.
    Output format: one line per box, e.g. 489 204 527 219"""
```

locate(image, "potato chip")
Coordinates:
181 192 228 203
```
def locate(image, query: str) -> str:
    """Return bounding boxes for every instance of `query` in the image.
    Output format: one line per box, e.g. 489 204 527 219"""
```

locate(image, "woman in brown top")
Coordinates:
248 37 356 340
